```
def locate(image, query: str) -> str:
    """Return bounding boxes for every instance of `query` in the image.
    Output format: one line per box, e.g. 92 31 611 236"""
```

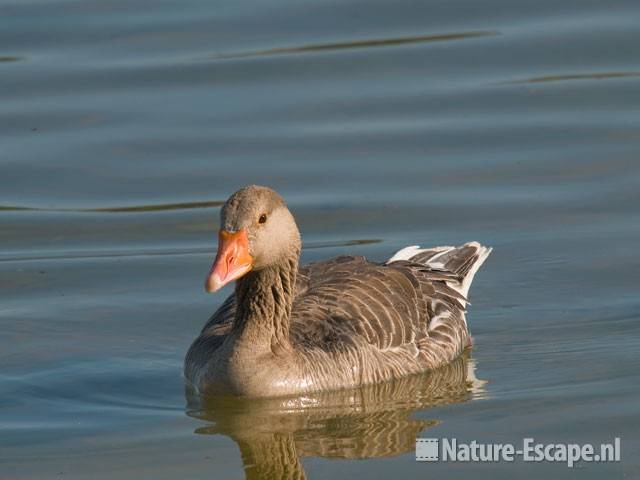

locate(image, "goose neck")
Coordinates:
232 253 298 353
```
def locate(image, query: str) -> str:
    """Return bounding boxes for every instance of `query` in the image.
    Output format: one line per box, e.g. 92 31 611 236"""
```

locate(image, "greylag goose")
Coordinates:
185 185 491 397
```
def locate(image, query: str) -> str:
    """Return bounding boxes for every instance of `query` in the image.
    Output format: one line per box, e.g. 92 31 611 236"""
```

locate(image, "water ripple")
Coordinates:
0 56 24 63
209 30 499 60
506 71 640 85
0 200 223 214
0 239 382 263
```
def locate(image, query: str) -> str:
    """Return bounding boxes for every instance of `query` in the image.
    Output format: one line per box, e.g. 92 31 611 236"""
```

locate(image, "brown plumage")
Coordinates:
185 185 491 397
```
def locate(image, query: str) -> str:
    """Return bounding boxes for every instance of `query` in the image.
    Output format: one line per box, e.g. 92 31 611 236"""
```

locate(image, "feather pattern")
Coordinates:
185 242 491 397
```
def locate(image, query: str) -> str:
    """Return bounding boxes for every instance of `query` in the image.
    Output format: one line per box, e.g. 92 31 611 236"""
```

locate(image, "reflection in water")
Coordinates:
186 353 485 480
210 31 498 60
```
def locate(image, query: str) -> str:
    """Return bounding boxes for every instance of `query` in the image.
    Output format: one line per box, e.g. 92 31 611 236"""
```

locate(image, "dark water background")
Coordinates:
2 0 640 478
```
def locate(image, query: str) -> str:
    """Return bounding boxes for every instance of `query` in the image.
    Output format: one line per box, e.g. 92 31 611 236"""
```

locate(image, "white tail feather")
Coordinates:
387 241 492 299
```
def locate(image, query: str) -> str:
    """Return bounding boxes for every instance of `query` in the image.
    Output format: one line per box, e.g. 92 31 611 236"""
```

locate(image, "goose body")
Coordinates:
185 186 491 397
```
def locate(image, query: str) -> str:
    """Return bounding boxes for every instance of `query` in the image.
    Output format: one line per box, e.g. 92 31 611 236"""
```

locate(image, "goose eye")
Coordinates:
258 213 267 224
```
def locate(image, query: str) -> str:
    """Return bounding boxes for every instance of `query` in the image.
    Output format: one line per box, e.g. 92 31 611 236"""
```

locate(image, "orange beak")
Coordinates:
205 229 254 293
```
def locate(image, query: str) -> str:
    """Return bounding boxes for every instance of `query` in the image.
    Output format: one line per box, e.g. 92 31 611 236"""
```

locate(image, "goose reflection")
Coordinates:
186 353 485 480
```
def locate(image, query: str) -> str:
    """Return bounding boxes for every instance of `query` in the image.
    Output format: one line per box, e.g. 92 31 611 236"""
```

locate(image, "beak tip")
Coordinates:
204 275 222 293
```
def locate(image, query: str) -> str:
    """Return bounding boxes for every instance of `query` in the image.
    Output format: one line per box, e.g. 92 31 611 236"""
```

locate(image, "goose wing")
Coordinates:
289 256 429 353
290 243 491 359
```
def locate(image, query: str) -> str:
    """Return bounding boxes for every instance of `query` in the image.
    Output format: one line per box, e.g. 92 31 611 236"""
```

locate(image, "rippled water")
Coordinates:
2 0 640 478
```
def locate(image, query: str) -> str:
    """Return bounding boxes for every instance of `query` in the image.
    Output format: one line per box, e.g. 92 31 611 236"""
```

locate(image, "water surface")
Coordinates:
1 0 639 478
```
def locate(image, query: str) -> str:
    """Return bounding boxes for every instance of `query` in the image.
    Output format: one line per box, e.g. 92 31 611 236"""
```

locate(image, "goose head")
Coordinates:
205 185 301 292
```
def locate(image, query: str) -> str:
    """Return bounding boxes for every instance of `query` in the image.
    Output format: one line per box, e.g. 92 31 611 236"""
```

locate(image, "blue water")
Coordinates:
1 0 639 478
